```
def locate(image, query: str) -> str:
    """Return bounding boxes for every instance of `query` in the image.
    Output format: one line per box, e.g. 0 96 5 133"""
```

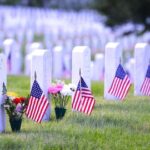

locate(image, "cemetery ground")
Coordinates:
0 75 150 150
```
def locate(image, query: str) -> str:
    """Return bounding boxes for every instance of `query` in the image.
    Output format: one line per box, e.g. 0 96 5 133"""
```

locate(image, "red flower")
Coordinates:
20 97 26 103
12 97 21 105
12 97 27 105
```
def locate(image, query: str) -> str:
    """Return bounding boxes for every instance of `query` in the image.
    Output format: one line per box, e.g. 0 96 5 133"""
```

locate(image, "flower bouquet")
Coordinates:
48 81 75 120
2 91 29 132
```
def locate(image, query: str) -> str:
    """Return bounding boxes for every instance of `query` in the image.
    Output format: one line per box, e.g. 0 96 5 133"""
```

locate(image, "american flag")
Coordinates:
108 64 131 100
140 65 150 96
26 80 49 123
72 76 95 115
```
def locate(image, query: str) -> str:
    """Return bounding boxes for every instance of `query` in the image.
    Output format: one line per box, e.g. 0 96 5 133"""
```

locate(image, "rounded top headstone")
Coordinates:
32 49 48 56
135 43 148 48
53 46 63 52
73 46 90 53
30 42 43 50
95 53 104 59
106 42 120 48
3 38 15 46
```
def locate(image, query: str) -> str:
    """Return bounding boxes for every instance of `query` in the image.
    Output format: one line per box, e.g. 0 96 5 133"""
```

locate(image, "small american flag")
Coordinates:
72 76 95 115
26 80 49 123
140 65 150 96
108 64 131 100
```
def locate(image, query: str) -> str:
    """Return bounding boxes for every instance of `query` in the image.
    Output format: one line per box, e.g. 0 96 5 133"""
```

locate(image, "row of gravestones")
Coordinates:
2 38 105 80
0 42 149 132
0 6 150 56
2 38 147 83
0 6 113 52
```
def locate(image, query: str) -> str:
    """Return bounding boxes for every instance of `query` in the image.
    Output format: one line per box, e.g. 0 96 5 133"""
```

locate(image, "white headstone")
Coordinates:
63 53 71 79
16 29 24 44
0 31 4 48
90 61 94 80
25 42 43 75
92 53 104 81
134 43 150 95
125 58 135 83
24 53 32 75
31 49 52 121
3 39 22 74
104 42 122 100
65 39 73 53
26 29 34 44
72 46 91 89
53 46 63 79
11 44 22 75
0 54 6 132
26 42 43 54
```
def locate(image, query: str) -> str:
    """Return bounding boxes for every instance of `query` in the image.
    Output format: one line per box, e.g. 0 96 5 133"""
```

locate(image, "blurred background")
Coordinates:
0 0 149 81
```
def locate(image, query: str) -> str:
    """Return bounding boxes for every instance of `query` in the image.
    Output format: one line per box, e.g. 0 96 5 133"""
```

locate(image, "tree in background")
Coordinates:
91 0 150 35
0 0 20 5
0 0 91 9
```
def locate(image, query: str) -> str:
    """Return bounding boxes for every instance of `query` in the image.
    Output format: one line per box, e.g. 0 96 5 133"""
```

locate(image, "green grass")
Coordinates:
1 75 150 150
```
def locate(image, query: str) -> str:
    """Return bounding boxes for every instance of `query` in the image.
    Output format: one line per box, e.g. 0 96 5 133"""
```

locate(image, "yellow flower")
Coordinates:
7 92 18 98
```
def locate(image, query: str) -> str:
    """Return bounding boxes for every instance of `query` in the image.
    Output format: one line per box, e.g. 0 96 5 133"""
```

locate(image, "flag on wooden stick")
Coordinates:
26 80 49 123
108 64 131 100
72 76 95 115
140 65 150 96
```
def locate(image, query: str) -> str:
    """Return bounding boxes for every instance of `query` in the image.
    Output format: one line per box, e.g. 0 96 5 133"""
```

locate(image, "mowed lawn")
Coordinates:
0 75 150 150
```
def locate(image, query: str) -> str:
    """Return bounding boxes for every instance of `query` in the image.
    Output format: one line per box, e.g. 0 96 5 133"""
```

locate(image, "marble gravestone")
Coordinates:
72 46 91 89
63 53 71 79
3 39 22 75
134 43 150 95
26 29 34 44
26 42 43 54
31 50 52 121
125 58 135 83
0 54 7 132
25 42 43 75
52 46 63 79
104 42 122 100
93 53 104 81
90 61 94 81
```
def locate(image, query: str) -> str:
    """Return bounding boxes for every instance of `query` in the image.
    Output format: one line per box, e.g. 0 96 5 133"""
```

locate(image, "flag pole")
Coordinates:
2 82 7 95
120 58 121 64
34 71 37 81
79 68 81 92
79 68 82 112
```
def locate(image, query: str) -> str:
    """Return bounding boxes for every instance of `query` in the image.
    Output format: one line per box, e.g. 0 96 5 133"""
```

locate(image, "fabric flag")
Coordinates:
72 76 95 115
108 64 131 100
140 65 150 96
26 80 49 123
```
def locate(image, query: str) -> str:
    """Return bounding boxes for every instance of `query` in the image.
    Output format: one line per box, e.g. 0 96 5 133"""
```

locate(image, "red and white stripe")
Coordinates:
26 94 49 123
72 87 95 115
72 91 81 111
140 77 150 96
108 75 131 100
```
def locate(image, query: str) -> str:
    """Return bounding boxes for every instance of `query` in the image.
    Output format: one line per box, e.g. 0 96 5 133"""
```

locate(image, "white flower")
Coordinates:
68 83 76 92
60 84 76 96
60 85 71 96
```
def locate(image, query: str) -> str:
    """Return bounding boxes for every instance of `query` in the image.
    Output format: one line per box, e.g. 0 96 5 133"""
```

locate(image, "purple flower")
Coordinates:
15 104 23 112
